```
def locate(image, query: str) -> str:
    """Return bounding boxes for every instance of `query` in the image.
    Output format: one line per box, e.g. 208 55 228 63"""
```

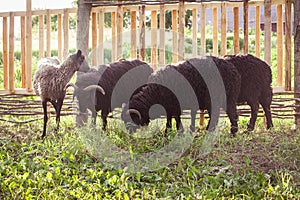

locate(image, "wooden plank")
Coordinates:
178 0 185 61
192 8 197 57
117 4 123 60
276 4 283 86
264 0 271 65
151 10 157 69
38 15 44 59
21 16 26 88
172 9 178 63
9 12 15 93
46 9 51 57
130 10 137 59
139 5 146 61
233 7 240 54
26 0 33 92
57 13 62 61
98 9 104 64
91 12 97 65
285 0 292 91
2 17 8 90
159 4 165 66
255 6 260 57
212 7 218 56
220 3 227 56
294 1 300 129
63 8 69 59
111 12 116 61
200 4 206 56
243 0 249 54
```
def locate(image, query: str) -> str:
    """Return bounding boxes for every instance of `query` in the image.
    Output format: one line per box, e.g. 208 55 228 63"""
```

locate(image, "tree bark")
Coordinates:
293 1 300 130
77 0 92 57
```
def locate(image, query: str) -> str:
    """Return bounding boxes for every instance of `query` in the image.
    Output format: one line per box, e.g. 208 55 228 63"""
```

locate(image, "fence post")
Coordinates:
57 13 62 61
46 9 51 57
276 4 283 86
38 15 44 60
26 0 33 92
131 10 137 59
91 11 97 65
243 0 249 54
255 6 260 57
139 5 146 61
172 9 178 63
178 0 185 60
192 8 197 57
233 7 239 54
9 12 15 93
151 10 157 69
159 3 165 66
200 4 206 56
264 0 271 65
212 7 218 56
3 17 8 90
220 2 227 56
111 11 116 61
285 0 292 91
98 9 104 64
63 9 69 59
21 16 26 88
117 3 123 60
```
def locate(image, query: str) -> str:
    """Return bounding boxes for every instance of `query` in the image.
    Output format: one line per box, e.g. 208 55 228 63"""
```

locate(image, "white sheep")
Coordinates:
34 50 88 138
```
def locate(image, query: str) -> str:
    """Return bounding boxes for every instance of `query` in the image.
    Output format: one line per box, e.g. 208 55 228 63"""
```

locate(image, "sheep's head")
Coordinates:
67 50 85 72
121 103 150 133
65 82 105 113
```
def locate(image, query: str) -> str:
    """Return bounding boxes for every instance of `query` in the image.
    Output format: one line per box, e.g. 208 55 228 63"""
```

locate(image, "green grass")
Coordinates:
0 115 299 199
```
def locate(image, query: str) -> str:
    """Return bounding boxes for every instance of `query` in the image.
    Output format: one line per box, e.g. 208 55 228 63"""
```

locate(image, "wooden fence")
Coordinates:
0 0 294 95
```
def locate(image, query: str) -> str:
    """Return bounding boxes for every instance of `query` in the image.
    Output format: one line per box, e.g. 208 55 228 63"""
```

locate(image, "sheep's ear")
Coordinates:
77 50 82 57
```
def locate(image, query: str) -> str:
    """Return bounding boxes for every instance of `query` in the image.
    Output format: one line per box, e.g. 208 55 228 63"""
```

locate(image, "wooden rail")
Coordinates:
0 0 294 95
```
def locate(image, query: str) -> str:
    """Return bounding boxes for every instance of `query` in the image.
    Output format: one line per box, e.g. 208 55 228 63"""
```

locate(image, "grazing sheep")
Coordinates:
122 56 241 135
34 50 86 138
224 54 273 131
66 59 153 129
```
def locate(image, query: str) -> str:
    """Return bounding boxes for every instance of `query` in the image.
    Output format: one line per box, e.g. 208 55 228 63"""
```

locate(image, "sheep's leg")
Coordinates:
226 104 239 136
165 114 172 133
189 110 196 132
101 110 108 130
42 100 48 138
248 102 259 131
91 110 97 125
54 98 64 131
260 99 273 129
206 108 219 132
174 115 183 133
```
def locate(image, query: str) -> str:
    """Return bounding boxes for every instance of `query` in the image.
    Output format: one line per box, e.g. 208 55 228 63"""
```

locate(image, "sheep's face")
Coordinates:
74 89 94 113
121 103 150 133
69 50 85 71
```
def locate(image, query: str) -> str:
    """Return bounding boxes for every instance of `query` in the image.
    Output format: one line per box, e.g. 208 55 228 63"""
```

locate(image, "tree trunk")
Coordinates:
76 0 91 126
293 1 300 130
77 0 92 57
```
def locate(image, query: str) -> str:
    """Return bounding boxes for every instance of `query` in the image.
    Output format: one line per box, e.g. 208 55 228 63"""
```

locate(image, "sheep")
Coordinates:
65 59 153 129
121 56 241 135
33 50 87 138
224 54 273 131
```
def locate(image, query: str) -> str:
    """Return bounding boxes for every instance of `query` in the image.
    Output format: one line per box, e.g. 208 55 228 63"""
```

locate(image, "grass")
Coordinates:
0 114 299 199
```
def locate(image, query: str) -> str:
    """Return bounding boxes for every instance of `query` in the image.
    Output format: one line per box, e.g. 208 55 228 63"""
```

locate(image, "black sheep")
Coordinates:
66 59 153 129
224 54 273 131
122 56 241 135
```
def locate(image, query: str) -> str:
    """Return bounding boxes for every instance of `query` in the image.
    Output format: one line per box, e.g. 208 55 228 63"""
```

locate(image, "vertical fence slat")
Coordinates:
63 9 69 59
192 8 197 57
91 12 97 65
130 10 137 59
3 17 8 90
46 9 51 57
139 5 146 61
243 0 249 54
111 11 116 61
285 0 292 91
38 15 44 59
57 13 62 61
21 16 26 88
9 12 15 93
212 7 218 56
220 3 227 56
200 4 206 56
172 9 178 63
26 0 32 92
276 4 283 86
159 4 165 66
98 9 104 64
117 4 123 60
151 10 157 69
264 0 271 65
233 7 239 54
178 0 185 61
255 6 260 57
